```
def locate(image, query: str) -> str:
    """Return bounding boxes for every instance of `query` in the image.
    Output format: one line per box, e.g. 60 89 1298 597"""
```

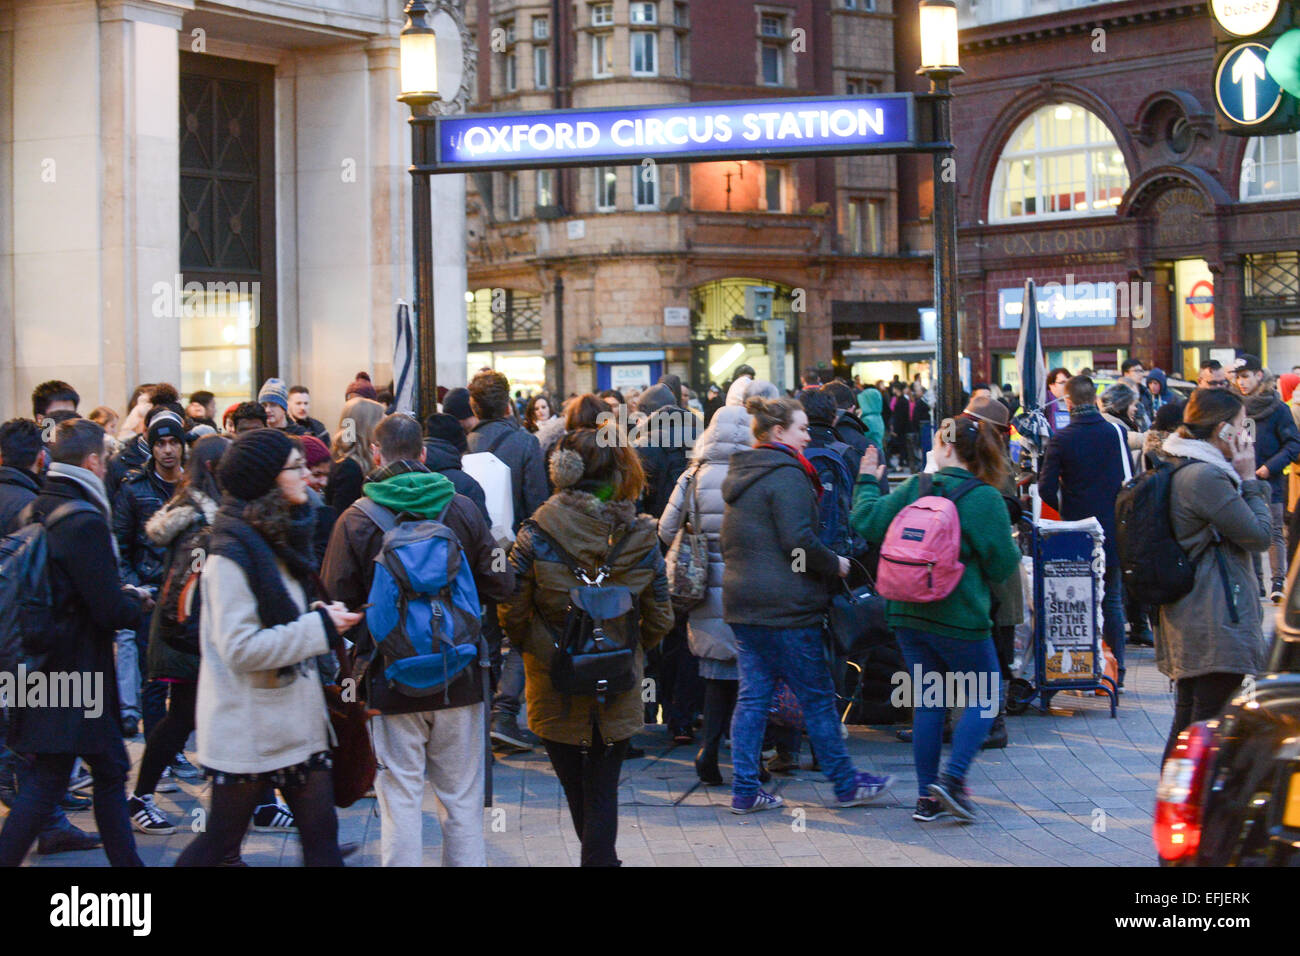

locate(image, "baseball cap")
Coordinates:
1232 354 1263 374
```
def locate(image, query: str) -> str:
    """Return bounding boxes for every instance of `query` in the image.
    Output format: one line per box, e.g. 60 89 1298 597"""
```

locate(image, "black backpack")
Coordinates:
1114 459 1199 606
0 501 98 674
805 440 863 557
155 526 211 657
525 521 640 703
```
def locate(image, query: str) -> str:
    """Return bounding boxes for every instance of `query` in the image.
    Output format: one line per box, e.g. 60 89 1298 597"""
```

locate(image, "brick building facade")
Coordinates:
463 0 934 398
950 0 1300 387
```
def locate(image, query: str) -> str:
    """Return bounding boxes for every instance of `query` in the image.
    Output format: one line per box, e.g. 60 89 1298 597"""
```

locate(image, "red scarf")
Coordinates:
759 441 823 500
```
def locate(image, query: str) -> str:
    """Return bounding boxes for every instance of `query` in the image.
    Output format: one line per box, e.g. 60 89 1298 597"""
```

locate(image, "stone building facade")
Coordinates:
952 0 1300 386
0 0 472 429
463 0 934 398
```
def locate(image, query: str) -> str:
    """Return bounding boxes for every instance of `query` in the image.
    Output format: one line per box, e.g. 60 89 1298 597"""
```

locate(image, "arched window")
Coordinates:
989 103 1130 222
1241 133 1300 201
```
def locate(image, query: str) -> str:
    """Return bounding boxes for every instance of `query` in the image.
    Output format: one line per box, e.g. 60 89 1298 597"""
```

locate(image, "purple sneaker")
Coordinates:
730 789 785 815
836 772 895 807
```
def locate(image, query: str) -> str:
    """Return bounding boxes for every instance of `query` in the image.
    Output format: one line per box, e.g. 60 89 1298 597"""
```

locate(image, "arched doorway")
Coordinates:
689 277 798 392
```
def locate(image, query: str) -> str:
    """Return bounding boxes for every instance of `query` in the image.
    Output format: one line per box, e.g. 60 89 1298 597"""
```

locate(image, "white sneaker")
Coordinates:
128 793 177 835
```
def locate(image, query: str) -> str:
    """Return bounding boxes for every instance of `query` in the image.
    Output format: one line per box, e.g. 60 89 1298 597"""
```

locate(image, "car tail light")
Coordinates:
1154 721 1218 861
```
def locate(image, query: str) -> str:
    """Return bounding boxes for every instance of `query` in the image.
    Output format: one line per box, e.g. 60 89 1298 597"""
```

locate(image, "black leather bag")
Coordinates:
827 560 890 656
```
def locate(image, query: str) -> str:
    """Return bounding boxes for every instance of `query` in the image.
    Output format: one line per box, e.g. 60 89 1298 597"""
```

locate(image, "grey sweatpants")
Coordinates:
372 704 486 867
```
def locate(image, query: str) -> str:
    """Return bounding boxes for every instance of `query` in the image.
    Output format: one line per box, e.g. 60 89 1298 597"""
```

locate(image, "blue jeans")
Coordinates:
1103 562 1126 687
895 628 1000 797
0 742 142 866
730 624 856 800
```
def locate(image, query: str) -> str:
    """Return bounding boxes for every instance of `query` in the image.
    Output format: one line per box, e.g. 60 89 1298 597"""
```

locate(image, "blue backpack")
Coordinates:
805 441 860 556
357 498 484 700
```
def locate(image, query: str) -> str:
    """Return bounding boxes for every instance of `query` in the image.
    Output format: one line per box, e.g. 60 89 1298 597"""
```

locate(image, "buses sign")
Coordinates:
429 95 919 172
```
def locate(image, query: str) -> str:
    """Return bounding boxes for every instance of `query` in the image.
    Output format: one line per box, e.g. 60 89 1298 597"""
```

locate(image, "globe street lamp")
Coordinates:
399 0 440 418
918 0 963 420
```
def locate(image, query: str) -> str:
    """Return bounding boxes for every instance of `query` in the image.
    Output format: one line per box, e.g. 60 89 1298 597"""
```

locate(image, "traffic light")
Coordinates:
1212 0 1300 135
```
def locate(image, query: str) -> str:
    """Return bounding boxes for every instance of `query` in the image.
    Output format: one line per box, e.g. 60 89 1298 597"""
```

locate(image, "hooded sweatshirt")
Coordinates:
856 387 887 449
1146 368 1184 410
362 466 455 519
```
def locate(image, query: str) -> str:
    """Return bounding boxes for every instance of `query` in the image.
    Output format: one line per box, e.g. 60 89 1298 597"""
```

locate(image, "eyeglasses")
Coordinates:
280 461 308 473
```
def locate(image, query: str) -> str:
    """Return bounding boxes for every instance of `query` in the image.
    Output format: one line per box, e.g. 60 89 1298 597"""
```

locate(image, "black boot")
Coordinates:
981 712 1008 750
694 750 723 786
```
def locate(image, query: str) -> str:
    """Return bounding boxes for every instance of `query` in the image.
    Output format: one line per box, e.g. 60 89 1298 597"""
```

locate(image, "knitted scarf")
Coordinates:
208 492 319 629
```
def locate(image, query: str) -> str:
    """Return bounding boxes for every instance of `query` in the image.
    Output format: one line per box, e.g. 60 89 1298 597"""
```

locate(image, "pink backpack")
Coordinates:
876 473 983 603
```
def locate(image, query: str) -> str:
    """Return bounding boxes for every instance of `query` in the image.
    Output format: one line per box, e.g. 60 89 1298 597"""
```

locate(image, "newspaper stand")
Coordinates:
1011 517 1118 717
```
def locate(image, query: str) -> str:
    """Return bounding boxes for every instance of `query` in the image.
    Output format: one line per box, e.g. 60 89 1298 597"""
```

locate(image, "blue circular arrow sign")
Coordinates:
1217 42 1284 125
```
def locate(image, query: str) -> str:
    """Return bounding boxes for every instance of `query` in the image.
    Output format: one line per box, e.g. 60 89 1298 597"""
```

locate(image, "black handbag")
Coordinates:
827 559 890 656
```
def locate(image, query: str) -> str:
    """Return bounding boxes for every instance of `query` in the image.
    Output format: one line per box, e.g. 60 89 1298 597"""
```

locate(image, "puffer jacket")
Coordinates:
1156 434 1272 682
498 491 674 746
106 434 148 501
144 489 217 682
113 462 176 588
658 405 753 675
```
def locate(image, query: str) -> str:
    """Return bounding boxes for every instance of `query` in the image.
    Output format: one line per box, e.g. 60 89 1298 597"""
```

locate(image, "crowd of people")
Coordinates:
0 349 1292 866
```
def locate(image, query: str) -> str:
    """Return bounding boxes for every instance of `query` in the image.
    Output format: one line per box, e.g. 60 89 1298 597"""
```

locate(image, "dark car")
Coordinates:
1155 567 1300 866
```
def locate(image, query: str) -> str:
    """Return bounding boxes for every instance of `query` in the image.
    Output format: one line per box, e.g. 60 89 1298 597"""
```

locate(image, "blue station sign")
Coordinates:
431 95 918 171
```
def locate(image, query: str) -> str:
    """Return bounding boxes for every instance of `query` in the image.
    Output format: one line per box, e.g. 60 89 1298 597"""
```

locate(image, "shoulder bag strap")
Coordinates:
917 472 933 498
948 477 985 503
522 518 591 579
486 427 513 457
354 497 398 534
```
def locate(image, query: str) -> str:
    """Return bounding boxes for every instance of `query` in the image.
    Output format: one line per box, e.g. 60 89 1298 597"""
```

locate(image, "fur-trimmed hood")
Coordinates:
145 489 218 547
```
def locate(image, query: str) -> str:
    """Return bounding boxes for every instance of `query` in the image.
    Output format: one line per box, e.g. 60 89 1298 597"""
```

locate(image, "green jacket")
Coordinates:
850 467 1020 641
856 387 887 450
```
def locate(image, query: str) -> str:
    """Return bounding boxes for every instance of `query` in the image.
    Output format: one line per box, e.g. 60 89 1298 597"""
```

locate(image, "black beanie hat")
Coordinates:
443 387 473 422
217 427 294 501
424 412 468 453
146 410 186 448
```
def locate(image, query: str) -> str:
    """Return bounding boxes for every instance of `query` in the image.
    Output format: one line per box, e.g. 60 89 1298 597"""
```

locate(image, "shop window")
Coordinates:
1241 132 1300 201
466 288 543 346
989 103 1130 222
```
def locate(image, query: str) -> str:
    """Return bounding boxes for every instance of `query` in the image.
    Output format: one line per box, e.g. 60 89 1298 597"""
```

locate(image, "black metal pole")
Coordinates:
553 275 565 397
930 75 961 421
410 112 436 419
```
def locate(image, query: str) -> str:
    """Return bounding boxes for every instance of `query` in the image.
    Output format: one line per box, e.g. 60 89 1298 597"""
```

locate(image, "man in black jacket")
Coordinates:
0 419 44 534
287 385 330 443
423 413 488 519
0 419 147 866
321 414 513 866
466 371 547 752
113 410 186 742
0 419 102 853
1039 375 1130 687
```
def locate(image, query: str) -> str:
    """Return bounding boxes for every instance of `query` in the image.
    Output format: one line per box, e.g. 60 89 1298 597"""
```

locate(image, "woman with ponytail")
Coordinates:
719 396 894 815
1157 387 1271 758
851 415 1020 824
